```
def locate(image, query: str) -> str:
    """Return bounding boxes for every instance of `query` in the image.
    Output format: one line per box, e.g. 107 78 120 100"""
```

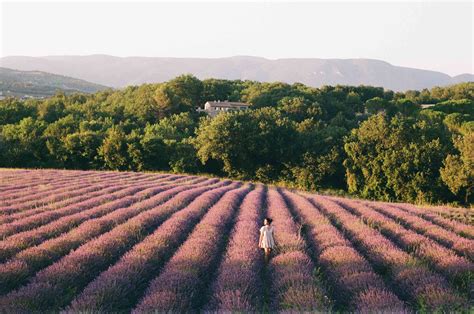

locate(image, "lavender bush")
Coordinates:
282 190 406 312
133 184 252 312
264 188 330 312
309 195 469 311
205 184 266 312
68 182 242 311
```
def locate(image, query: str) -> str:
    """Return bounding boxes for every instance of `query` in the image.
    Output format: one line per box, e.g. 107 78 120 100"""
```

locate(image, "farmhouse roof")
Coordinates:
205 101 250 108
420 104 436 109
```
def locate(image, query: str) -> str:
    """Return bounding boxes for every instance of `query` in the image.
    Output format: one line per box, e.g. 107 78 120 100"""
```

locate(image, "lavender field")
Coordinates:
0 169 472 312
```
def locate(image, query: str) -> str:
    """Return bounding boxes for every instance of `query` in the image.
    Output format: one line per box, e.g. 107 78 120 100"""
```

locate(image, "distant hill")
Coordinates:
0 67 109 98
452 73 474 84
1 55 472 92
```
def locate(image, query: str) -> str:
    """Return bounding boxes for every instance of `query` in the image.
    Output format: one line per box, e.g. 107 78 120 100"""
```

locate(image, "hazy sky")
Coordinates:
1 1 472 75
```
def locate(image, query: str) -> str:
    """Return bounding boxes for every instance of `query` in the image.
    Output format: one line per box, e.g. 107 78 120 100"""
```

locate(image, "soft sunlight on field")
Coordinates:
0 169 472 312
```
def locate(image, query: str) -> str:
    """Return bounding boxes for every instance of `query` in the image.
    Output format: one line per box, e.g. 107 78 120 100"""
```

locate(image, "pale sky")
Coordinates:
1 1 472 76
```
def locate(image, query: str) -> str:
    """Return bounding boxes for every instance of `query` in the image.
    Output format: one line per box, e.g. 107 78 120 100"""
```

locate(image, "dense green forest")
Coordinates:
0 76 472 205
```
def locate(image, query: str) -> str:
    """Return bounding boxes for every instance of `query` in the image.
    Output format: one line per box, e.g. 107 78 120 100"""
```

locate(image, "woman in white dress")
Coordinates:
259 218 275 262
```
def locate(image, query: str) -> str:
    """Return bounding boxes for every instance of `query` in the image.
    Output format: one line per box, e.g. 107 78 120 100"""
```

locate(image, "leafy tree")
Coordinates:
289 147 342 191
354 86 386 102
364 97 395 115
63 131 103 169
288 116 348 190
154 75 204 116
123 84 161 124
195 108 297 180
168 138 200 173
345 91 364 113
202 79 242 102
394 99 420 116
429 99 474 115
153 84 182 118
344 113 452 203
125 129 144 171
0 117 47 167
277 97 323 122
139 130 168 171
44 115 78 166
149 112 198 140
139 112 199 171
37 95 66 122
430 82 474 101
98 126 131 170
0 98 36 125
241 82 310 108
440 133 473 204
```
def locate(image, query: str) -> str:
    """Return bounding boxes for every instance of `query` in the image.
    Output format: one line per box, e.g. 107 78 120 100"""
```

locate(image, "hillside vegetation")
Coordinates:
0 77 472 205
0 169 472 312
0 67 108 98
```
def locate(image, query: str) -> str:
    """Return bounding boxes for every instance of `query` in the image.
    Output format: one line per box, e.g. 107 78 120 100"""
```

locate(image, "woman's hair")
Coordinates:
264 217 273 224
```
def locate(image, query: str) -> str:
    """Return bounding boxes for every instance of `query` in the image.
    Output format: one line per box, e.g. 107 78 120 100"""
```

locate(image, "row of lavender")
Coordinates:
0 178 218 294
1 174 331 312
0 169 472 312
0 170 146 204
307 195 471 311
0 175 230 310
1 171 178 215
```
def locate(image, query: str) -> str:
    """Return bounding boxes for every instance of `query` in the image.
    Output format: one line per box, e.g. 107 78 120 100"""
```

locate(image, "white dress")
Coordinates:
260 225 275 249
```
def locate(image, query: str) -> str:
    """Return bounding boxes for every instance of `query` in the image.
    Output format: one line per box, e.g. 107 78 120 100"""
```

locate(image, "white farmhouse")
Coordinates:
198 101 250 117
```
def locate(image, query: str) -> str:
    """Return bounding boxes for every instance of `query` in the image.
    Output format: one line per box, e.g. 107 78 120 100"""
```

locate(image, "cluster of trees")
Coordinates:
0 76 472 205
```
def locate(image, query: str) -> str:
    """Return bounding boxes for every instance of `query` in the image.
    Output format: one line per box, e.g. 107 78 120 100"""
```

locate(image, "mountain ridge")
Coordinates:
1 55 472 91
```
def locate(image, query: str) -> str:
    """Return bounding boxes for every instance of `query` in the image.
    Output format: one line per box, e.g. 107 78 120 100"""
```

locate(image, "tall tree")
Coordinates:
194 108 297 181
98 126 131 170
344 113 452 203
440 132 473 204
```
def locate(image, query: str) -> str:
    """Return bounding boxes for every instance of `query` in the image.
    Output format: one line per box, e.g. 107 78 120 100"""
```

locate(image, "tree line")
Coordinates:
0 76 472 205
